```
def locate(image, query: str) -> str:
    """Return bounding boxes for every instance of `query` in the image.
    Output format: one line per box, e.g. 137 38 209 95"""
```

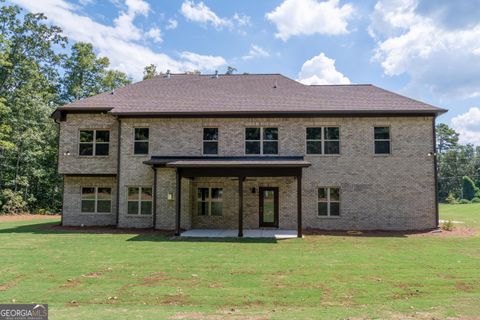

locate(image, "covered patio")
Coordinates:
144 156 311 238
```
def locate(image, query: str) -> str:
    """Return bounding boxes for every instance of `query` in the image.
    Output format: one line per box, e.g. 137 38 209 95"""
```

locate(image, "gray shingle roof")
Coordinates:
56 74 446 115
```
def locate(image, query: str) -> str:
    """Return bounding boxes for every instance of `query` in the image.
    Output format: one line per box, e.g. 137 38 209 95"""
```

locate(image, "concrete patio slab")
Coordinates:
180 229 297 239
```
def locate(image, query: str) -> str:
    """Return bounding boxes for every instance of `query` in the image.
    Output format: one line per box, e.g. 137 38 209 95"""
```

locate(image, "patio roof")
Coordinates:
143 156 311 168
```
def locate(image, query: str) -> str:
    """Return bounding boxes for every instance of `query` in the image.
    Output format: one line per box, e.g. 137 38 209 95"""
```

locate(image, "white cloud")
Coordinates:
242 45 270 60
180 1 251 32
180 0 231 29
266 0 354 41
233 13 251 27
370 0 480 99
180 52 226 71
452 107 480 145
145 27 162 43
166 18 178 30
297 53 350 85
12 0 226 80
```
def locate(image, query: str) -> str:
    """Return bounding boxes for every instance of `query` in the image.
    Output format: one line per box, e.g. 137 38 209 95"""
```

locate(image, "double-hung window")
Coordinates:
81 187 112 213
197 187 223 216
127 187 153 215
134 128 149 155
374 127 391 154
306 127 340 155
203 128 218 155
318 187 340 217
79 130 110 156
245 127 278 155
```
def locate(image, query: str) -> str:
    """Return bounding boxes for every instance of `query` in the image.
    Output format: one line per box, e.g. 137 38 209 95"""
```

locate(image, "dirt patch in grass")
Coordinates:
305 227 476 238
455 281 475 292
0 214 60 222
171 311 269 320
60 278 81 288
0 276 23 291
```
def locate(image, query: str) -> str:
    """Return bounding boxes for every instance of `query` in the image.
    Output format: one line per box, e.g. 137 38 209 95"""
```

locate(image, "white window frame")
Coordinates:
305 127 340 155
317 187 340 217
373 126 391 155
202 127 219 155
80 186 112 214
78 129 110 157
196 187 223 216
244 127 278 155
133 127 150 155
127 186 153 215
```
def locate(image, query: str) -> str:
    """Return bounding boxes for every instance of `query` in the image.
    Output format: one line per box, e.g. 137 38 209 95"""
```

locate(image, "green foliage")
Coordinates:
459 199 471 204
0 4 131 214
142 64 159 80
440 219 454 231
462 176 478 200
471 197 480 203
445 193 457 204
436 123 459 153
0 189 27 214
61 42 131 102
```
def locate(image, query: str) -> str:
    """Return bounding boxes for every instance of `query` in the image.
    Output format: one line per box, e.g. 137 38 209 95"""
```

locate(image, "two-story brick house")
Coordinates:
52 73 446 237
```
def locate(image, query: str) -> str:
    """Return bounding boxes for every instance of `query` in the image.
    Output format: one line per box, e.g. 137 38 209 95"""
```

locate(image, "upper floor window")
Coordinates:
81 187 112 213
374 127 391 154
134 128 149 155
197 187 223 216
245 127 278 155
203 128 218 155
306 127 340 155
79 130 109 156
318 187 340 217
127 186 153 215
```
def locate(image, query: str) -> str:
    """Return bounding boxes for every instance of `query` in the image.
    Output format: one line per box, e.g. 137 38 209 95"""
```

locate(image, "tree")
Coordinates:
143 64 159 80
61 42 131 102
462 176 478 200
436 123 459 153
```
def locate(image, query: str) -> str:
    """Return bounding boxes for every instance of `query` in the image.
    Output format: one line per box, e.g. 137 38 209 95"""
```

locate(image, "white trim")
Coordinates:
80 186 112 214
244 127 279 155
373 126 392 155
196 187 223 216
202 127 219 156
305 126 340 155
133 127 150 156
126 186 153 215
317 186 340 217
78 129 110 157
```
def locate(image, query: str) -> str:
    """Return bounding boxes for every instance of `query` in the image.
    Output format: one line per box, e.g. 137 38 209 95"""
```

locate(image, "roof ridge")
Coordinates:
308 84 372 86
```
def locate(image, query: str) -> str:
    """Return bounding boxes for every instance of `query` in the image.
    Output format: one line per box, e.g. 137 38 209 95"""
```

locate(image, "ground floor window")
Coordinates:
127 187 153 215
81 187 112 213
197 187 223 216
318 187 340 217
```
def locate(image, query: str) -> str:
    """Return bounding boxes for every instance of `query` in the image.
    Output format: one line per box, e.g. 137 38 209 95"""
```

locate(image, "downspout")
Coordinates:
115 117 122 227
432 116 439 228
152 167 157 229
54 116 63 226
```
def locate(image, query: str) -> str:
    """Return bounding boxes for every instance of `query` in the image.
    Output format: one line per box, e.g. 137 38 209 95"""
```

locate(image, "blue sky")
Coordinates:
9 0 480 145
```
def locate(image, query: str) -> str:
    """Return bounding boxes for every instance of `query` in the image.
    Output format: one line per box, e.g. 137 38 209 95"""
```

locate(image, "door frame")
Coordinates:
259 187 279 228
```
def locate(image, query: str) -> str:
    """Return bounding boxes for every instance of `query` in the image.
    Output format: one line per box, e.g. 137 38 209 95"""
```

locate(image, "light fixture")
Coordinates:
167 193 174 201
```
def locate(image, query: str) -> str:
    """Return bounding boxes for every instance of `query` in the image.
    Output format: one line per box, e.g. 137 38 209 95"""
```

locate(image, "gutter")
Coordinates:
115 117 122 227
432 117 439 228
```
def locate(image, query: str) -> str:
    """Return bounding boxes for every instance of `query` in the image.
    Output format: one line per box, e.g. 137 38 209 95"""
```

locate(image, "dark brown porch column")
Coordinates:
297 173 303 238
175 169 181 236
238 176 244 237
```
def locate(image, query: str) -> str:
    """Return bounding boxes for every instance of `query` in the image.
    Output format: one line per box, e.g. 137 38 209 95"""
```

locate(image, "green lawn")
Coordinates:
0 205 479 319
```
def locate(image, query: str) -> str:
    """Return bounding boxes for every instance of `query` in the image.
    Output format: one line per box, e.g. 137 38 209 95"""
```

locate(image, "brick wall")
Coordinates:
59 115 436 231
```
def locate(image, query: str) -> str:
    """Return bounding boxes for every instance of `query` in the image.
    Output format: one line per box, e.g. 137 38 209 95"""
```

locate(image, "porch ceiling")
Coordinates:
143 156 311 168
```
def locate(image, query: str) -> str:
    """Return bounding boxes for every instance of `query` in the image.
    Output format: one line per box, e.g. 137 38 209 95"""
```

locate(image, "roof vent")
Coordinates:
166 69 171 78
214 70 219 78
111 89 115 95
273 80 278 89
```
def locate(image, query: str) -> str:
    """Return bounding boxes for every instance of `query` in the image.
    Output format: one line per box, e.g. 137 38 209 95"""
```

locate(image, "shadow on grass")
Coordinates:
0 221 279 243
0 221 439 241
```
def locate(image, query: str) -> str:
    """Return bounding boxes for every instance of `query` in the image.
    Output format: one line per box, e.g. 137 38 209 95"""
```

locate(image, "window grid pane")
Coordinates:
197 187 222 216
318 187 340 217
79 130 110 156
